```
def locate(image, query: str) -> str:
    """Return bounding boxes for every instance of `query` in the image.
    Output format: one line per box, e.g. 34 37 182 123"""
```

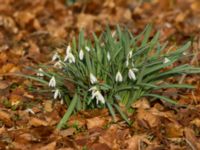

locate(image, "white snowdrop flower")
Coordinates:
64 53 76 63
36 68 44 77
49 76 56 87
53 88 61 99
127 51 133 59
163 57 170 64
85 46 90 52
89 86 98 92
54 61 63 69
115 71 123 82
52 52 60 61
25 108 35 114
66 45 72 54
92 91 105 104
107 52 111 61
128 69 136 80
183 52 187 56
79 49 84 60
111 31 116 37
90 73 97 84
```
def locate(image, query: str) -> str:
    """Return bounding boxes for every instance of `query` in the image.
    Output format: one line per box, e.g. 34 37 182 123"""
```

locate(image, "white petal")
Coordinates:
79 49 84 60
49 76 56 87
66 45 71 54
85 46 90 52
52 52 59 61
107 52 111 61
164 57 170 64
64 53 75 63
53 89 61 99
127 51 133 58
128 69 136 80
95 91 105 104
115 71 123 82
90 73 97 84
36 68 44 77
54 61 63 69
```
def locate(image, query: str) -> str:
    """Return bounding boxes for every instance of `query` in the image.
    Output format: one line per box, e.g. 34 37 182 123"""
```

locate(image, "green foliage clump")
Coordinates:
23 25 200 129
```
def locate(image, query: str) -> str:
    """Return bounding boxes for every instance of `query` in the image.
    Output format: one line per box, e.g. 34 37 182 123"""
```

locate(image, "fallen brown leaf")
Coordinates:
29 117 48 127
86 117 106 129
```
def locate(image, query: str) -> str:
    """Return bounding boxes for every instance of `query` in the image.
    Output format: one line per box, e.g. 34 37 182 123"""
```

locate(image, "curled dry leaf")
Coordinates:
86 117 106 129
190 118 200 127
131 97 150 109
44 100 53 112
136 108 160 128
0 110 12 126
165 122 184 138
125 135 145 150
29 117 48 127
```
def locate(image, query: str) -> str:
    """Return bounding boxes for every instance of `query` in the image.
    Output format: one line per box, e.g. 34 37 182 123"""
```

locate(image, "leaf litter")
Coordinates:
0 0 200 149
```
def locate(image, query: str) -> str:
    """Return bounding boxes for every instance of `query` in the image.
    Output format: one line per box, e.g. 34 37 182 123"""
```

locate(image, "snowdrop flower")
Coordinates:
66 45 71 54
92 90 105 104
79 49 84 60
64 53 75 63
49 76 56 87
127 51 133 59
89 86 98 92
115 71 123 82
90 73 97 84
54 61 63 69
36 68 44 77
163 57 170 64
52 52 60 61
25 108 35 114
128 69 136 80
85 46 90 52
107 52 111 61
53 88 61 99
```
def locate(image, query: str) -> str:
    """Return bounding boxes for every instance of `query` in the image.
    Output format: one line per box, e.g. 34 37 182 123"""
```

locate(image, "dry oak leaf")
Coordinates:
165 122 184 138
86 116 106 129
190 118 200 127
131 98 150 109
125 135 146 150
184 127 200 150
0 110 12 126
98 125 119 149
58 127 76 137
39 141 57 150
29 117 48 127
136 108 160 128
43 100 53 112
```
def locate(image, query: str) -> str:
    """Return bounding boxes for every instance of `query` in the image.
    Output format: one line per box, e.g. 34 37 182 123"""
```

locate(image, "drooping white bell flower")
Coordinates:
115 71 123 82
128 69 136 80
90 73 97 84
54 61 63 69
53 88 61 99
36 68 44 77
49 76 56 87
79 49 84 60
107 52 111 61
127 51 133 59
85 46 90 52
163 57 170 64
92 90 105 104
52 52 60 62
66 45 71 54
64 53 75 63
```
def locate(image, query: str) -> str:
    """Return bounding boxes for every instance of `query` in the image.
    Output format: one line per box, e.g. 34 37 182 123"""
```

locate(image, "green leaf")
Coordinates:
57 93 78 129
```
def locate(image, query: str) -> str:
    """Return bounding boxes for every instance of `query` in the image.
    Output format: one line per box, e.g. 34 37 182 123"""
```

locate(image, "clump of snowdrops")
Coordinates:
25 25 200 129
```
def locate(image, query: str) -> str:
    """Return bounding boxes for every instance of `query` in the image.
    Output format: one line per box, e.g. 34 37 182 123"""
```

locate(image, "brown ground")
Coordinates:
0 0 200 149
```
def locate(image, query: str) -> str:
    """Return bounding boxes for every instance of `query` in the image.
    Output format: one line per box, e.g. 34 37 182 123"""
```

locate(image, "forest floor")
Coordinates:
0 0 200 149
